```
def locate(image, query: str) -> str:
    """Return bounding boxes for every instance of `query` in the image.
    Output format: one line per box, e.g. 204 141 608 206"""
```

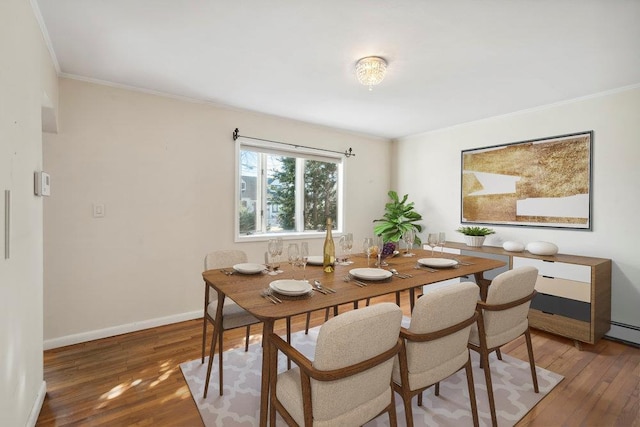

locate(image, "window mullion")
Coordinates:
257 153 266 233
295 158 304 232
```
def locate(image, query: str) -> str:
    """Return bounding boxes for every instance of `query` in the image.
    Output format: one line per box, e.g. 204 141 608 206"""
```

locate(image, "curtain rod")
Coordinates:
232 128 355 158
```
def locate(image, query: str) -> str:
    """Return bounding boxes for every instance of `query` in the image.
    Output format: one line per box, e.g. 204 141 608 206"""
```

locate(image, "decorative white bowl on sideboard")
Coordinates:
526 241 559 256
502 241 525 252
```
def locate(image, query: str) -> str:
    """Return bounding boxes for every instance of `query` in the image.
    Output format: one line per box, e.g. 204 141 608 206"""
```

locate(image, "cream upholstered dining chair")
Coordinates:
269 302 403 426
392 281 480 427
468 266 539 427
202 250 260 396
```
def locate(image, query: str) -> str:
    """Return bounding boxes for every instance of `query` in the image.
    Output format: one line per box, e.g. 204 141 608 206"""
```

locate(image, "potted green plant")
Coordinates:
456 226 495 247
373 191 423 255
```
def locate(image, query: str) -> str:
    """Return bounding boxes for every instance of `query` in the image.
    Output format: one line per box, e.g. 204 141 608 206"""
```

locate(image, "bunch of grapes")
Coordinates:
381 242 396 258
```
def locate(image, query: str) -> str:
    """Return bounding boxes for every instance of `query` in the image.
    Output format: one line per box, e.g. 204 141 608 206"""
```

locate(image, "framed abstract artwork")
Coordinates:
460 131 593 230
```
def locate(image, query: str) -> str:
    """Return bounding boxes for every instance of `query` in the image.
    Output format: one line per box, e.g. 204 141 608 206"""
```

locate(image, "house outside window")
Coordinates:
236 138 343 241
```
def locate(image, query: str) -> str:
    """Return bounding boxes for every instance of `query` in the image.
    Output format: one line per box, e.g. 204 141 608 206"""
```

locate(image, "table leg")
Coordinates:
474 272 491 301
203 290 225 398
260 319 275 427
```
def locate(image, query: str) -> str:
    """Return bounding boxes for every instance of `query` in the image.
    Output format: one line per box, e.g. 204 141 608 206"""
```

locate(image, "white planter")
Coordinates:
464 235 486 247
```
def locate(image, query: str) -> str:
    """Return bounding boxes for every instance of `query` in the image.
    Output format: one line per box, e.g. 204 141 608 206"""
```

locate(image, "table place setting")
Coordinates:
417 258 459 269
232 263 267 274
305 255 324 266
349 267 393 281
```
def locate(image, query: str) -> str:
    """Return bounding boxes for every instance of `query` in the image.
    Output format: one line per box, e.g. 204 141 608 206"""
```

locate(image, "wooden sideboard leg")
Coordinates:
573 340 583 351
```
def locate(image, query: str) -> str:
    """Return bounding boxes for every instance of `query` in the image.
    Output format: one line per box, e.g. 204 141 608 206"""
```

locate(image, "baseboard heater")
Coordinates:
605 321 640 347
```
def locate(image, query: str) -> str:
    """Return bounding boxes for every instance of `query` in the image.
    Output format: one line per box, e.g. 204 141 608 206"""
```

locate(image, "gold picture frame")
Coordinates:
461 131 593 230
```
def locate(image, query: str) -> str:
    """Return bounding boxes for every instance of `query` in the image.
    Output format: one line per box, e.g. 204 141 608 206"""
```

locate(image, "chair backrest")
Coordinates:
398 281 479 382
204 250 247 271
311 302 403 422
482 266 538 344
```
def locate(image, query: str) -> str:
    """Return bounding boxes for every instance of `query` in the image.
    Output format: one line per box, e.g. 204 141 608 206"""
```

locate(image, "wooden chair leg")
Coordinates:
435 381 440 396
395 291 401 306
244 325 250 352
218 329 224 396
201 318 208 364
496 348 502 360
417 391 423 406
481 349 498 427
388 391 398 427
465 357 480 427
525 328 539 393
402 391 414 427
286 317 292 370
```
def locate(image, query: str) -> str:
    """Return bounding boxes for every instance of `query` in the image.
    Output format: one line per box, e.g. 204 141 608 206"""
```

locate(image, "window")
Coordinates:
236 138 343 240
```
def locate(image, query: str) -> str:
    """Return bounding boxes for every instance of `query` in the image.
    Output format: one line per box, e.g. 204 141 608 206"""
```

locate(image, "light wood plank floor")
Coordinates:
37 293 639 426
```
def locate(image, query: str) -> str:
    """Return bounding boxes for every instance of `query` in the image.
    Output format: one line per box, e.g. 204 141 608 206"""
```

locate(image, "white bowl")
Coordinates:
526 241 558 256
502 241 525 252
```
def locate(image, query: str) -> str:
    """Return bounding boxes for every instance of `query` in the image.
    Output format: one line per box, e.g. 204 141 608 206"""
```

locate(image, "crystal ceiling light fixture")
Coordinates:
355 56 387 91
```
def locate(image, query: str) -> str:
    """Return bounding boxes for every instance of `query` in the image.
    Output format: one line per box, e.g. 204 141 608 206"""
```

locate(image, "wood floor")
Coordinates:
37 293 639 426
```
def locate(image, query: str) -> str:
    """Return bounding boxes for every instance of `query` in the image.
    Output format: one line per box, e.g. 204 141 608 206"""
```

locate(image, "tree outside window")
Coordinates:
237 142 342 239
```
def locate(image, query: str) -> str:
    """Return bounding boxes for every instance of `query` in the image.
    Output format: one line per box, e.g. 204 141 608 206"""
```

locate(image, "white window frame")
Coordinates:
235 137 344 242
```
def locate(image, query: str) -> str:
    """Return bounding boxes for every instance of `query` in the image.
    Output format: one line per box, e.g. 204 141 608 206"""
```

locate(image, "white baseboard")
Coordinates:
44 310 202 350
26 380 47 427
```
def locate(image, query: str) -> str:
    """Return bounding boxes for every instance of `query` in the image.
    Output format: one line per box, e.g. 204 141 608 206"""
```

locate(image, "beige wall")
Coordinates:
394 86 640 335
43 78 390 345
0 0 58 425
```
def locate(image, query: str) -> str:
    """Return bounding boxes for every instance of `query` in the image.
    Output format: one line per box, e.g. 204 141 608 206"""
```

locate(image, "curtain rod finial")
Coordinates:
233 128 239 141
345 147 355 158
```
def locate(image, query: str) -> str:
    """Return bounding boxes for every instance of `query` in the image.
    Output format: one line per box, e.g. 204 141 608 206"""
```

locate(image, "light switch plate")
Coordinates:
92 203 105 218
34 171 51 196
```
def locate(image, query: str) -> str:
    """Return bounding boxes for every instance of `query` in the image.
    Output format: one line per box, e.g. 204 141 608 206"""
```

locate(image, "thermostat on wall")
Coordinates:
34 171 51 196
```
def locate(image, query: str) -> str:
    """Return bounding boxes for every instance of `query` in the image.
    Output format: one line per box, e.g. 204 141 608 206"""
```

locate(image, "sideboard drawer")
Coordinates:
531 293 591 322
535 276 591 302
528 308 591 343
513 256 591 283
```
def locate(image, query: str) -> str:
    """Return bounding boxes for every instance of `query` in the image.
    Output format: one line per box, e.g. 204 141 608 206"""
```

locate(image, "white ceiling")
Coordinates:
34 0 640 139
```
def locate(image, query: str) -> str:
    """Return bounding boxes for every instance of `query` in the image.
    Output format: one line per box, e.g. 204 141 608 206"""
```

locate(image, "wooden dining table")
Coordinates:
201 248 504 427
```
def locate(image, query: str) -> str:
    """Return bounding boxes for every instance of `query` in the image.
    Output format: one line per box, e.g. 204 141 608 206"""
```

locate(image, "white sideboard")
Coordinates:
445 242 612 348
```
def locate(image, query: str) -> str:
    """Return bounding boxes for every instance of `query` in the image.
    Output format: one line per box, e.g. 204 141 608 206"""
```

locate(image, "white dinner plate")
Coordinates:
417 258 459 268
349 268 393 281
269 280 313 296
233 263 266 274
306 256 324 265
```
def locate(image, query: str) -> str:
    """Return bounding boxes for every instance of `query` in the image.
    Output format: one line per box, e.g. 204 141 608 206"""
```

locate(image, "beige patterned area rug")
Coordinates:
181 324 563 427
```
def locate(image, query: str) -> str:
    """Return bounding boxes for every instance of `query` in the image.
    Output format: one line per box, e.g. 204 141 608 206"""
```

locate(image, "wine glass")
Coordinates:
267 238 279 275
438 232 446 256
275 237 283 273
338 235 348 265
427 233 439 257
287 243 299 280
374 235 385 267
402 228 415 257
300 242 309 281
362 237 374 267
345 233 353 263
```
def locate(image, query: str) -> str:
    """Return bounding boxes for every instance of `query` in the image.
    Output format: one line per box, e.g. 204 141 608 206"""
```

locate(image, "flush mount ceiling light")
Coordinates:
355 56 387 91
